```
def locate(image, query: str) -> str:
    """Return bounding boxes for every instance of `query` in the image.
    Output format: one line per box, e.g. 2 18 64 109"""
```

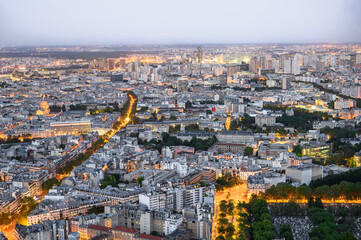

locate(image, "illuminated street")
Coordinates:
212 184 248 240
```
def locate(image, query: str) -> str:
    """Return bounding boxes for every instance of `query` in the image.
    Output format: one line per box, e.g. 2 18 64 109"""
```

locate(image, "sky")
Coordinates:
1 0 361 46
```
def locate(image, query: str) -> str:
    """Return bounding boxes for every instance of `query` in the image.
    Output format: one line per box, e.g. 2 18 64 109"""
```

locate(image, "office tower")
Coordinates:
118 59 126 68
272 59 280 72
177 77 188 92
250 57 258 74
330 55 336 67
351 53 357 69
134 60 141 72
226 64 240 76
127 62 135 72
98 59 109 71
217 74 227 86
196 46 203 64
108 58 116 70
279 54 286 69
193 51 198 63
316 61 326 71
213 67 223 76
294 53 303 66
259 56 266 69
282 77 290 90
283 59 292 73
266 59 273 69
292 59 301 75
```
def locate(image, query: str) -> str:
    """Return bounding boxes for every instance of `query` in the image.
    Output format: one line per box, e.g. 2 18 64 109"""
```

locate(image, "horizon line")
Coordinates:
1 42 361 48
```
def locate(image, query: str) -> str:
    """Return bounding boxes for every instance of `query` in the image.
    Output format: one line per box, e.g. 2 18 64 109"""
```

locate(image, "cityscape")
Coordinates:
1 1 361 240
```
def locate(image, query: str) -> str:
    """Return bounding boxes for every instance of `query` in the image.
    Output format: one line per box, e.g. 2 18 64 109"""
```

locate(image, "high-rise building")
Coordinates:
294 53 303 66
316 61 326 71
98 59 109 71
108 58 116 70
250 57 258 74
216 74 227 86
351 53 357 69
196 46 203 64
177 77 188 92
283 59 292 73
292 59 301 75
282 77 290 90
139 193 167 211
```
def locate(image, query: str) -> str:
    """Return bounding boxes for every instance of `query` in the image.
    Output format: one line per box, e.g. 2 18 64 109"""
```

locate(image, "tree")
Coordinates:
308 197 315 208
227 200 235 216
293 145 302 157
280 224 294 240
41 178 60 191
309 222 340 239
101 175 118 188
219 200 228 213
230 120 241 130
151 111 157 120
341 231 357 240
169 116 177 120
328 101 335 109
296 185 312 200
218 212 226 219
314 185 330 200
137 176 144 187
225 224 235 239
138 106 148 112
329 184 341 202
311 211 335 225
185 100 192 108
206 110 212 115
244 146 253 156
217 225 226 235
86 206 104 214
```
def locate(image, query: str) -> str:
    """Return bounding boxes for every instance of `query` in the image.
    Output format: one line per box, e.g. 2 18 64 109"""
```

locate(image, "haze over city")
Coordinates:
1 0 361 46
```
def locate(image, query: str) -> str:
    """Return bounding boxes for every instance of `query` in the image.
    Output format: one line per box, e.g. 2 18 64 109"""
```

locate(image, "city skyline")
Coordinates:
1 0 361 46
1 0 361 239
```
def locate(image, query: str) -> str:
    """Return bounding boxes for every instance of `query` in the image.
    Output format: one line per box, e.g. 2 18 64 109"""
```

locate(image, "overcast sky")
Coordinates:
1 0 360 46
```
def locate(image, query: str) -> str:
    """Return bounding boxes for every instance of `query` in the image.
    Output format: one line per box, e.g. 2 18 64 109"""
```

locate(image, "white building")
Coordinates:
286 164 323 185
139 192 167 211
165 215 183 235
162 159 189 177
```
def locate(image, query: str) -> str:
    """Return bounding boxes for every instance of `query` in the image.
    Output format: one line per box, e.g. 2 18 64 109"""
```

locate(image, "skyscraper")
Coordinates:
177 77 188 92
98 59 109 71
197 46 203 64
283 59 292 73
108 58 116 70
350 53 357 69
250 57 258 74
292 59 301 75
282 77 290 90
